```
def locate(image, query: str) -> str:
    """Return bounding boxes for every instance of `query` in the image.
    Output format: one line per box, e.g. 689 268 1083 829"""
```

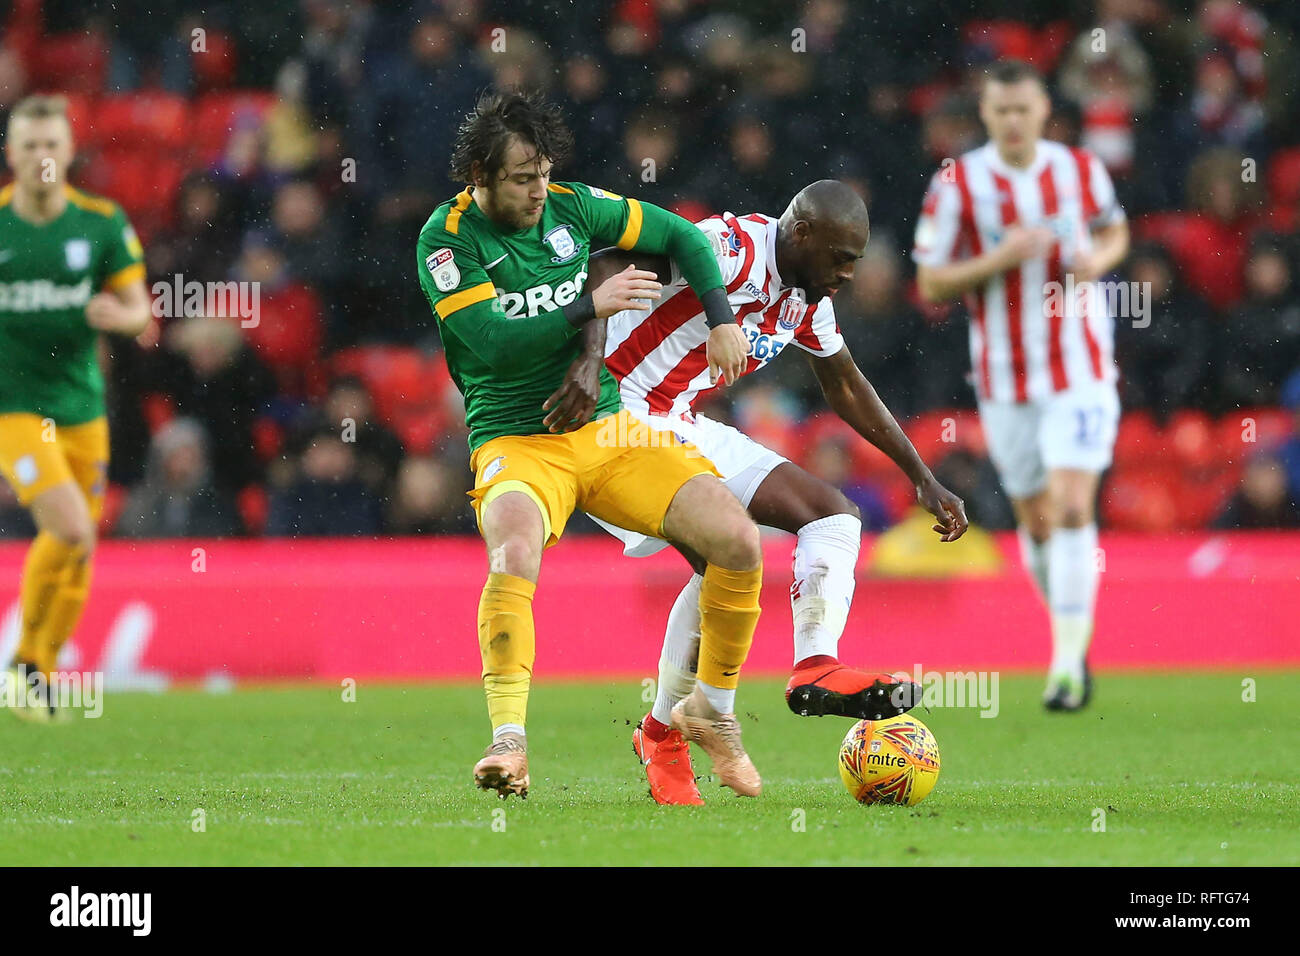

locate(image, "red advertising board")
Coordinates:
0 532 1295 685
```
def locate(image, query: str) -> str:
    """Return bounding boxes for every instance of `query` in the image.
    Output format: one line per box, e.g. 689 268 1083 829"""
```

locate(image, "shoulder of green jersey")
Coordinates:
584 185 624 201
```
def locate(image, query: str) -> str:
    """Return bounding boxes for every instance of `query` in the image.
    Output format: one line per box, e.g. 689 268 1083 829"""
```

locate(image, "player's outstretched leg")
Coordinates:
471 490 545 798
746 464 921 719
662 475 763 797
634 573 705 805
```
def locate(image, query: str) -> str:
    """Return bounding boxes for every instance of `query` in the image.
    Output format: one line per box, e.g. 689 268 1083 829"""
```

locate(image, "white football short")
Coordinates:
589 411 788 557
977 380 1121 499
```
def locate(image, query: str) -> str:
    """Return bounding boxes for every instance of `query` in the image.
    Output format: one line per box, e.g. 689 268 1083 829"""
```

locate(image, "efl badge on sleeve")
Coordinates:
426 248 460 292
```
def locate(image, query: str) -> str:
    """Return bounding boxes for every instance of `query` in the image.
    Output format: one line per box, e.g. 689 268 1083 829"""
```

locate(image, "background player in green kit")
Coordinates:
0 95 152 720
416 91 769 799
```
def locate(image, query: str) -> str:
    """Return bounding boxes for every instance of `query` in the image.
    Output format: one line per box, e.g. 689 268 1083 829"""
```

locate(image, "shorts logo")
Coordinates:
13 455 38 486
426 248 460 292
482 455 506 482
544 225 582 263
64 239 91 271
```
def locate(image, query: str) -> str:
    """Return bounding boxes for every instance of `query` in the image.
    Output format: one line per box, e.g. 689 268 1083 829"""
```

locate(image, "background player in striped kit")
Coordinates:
588 180 967 805
913 61 1130 711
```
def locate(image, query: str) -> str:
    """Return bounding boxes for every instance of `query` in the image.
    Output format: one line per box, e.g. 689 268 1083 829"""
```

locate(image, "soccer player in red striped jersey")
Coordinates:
588 180 968 805
913 60 1130 712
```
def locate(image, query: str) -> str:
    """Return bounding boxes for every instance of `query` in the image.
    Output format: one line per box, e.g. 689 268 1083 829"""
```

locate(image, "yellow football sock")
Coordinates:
478 572 537 732
17 532 89 674
696 563 763 690
38 549 93 677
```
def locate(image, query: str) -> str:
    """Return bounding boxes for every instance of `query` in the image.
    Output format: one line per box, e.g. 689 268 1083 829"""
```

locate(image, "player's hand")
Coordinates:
1069 250 1104 284
706 323 748 386
84 293 127 332
916 476 968 542
135 319 161 349
592 263 661 319
994 225 1055 271
543 349 602 433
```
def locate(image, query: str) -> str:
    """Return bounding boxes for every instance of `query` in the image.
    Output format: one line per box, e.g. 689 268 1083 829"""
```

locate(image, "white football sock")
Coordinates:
1047 523 1099 684
650 573 702 727
791 513 861 665
1018 526 1051 604
493 723 526 740
697 680 735 715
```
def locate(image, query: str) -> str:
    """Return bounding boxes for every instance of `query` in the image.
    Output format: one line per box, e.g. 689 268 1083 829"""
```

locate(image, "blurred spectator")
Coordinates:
1212 453 1300 528
1216 235 1300 408
803 433 893 531
156 316 278 492
116 418 244 538
266 427 384 536
286 376 405 501
147 173 238 282
1114 242 1214 420
232 231 324 397
932 448 1014 531
1277 372 1300 503
387 456 476 534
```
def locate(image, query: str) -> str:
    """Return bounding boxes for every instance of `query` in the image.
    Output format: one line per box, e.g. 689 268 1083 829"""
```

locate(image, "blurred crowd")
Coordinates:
1 0 1299 538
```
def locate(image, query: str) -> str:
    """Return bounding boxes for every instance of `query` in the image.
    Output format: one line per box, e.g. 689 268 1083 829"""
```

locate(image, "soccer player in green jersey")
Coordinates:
0 95 152 720
417 91 767 799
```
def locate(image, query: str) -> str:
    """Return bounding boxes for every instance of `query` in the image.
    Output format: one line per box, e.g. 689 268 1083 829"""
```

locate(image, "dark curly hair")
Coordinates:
448 90 575 184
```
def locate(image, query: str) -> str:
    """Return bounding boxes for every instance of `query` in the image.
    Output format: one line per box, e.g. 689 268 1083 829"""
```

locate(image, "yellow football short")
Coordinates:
468 409 719 549
0 413 109 518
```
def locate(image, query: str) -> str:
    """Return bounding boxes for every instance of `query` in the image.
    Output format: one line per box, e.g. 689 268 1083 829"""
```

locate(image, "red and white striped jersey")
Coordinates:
911 140 1125 404
605 213 844 420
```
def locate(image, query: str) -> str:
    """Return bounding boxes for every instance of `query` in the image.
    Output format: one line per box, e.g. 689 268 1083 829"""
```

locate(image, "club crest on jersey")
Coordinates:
544 225 581 263
64 239 91 271
426 248 460 292
725 230 742 255
777 291 805 330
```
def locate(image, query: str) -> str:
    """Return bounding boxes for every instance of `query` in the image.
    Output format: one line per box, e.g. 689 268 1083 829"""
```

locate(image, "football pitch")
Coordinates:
1 672 1296 866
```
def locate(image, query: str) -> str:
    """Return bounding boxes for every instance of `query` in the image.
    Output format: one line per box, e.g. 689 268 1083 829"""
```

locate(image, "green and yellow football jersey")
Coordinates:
416 181 725 451
0 184 145 425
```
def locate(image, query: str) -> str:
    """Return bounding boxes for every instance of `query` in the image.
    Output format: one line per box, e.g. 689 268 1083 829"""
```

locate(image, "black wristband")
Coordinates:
700 287 735 329
561 293 597 328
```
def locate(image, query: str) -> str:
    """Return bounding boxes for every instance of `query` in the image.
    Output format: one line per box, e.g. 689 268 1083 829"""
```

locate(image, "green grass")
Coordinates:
1 673 1297 865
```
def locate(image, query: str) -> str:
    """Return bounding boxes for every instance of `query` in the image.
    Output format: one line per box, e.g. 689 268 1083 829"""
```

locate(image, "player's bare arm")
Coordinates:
1070 219 1129 284
85 278 151 337
811 346 968 541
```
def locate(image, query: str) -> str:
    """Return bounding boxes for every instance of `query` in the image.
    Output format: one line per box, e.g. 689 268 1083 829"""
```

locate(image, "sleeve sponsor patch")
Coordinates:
123 225 144 260
425 247 461 292
587 186 623 201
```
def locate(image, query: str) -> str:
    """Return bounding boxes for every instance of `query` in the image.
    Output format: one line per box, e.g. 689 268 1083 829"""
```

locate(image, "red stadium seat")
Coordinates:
91 92 190 150
251 417 283 463
1267 146 1300 206
1167 409 1216 470
1114 410 1162 465
1215 408 1293 464
141 393 176 435
191 91 275 166
30 33 108 95
237 485 268 536
79 148 185 235
191 30 238 91
1101 463 1179 532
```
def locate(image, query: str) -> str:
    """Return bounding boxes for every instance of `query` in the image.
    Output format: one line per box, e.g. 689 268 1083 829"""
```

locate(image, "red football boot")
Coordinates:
633 715 705 806
785 656 920 719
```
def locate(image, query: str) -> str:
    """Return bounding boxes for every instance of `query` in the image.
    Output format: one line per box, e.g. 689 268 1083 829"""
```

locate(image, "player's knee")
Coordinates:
41 506 95 551
1055 501 1092 529
825 490 860 524
709 511 762 571
486 534 541 579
